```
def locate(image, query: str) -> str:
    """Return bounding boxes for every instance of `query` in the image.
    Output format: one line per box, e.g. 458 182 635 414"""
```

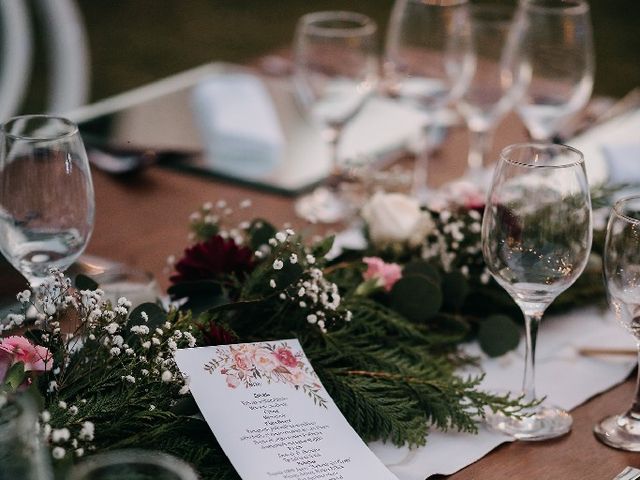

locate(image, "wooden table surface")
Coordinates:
80 106 640 478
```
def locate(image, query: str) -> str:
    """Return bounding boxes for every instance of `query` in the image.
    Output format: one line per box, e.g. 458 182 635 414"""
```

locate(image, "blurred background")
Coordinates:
21 0 640 112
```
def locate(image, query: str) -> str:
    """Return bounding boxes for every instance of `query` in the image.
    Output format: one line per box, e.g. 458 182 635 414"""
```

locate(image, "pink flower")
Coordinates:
233 352 251 371
273 347 298 369
287 368 308 386
0 336 52 373
362 257 402 292
253 348 277 372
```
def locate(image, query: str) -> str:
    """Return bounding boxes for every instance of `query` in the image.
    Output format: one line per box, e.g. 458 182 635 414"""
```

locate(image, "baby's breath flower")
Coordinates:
269 279 276 288
273 259 284 270
306 254 316 264
52 428 70 443
289 253 298 264
161 371 172 382
16 290 31 303
58 401 67 410
68 406 78 415
78 422 95 441
141 312 149 322
104 323 119 334
109 347 121 357
52 447 66 459
307 314 317 324
275 232 287 242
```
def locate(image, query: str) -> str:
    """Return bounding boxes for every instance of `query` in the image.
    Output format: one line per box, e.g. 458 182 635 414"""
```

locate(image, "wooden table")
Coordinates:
80 105 640 478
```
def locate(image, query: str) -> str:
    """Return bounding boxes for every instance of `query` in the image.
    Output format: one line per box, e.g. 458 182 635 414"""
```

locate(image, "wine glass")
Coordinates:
67 449 199 480
595 195 640 451
293 11 379 224
384 0 470 199
447 4 525 183
481 143 592 440
510 0 594 141
0 115 95 287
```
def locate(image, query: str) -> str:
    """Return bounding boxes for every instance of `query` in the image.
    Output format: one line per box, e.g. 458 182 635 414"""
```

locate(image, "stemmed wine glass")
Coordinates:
510 0 594 141
293 11 379 224
447 4 525 182
481 143 592 440
384 0 470 200
0 115 95 288
595 195 640 451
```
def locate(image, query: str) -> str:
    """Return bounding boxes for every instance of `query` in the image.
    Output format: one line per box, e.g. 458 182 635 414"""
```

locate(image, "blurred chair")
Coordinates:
0 0 90 120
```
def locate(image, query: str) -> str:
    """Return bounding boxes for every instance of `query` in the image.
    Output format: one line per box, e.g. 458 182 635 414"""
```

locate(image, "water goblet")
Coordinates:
0 115 94 288
384 0 470 199
293 11 379 224
481 143 592 440
447 4 525 183
594 195 640 451
510 0 594 141
67 449 199 480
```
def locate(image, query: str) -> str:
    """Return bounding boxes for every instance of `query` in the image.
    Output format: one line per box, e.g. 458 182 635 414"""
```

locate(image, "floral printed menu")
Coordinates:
175 339 397 480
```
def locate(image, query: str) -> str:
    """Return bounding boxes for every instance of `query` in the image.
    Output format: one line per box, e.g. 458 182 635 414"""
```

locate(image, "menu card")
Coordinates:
175 339 398 480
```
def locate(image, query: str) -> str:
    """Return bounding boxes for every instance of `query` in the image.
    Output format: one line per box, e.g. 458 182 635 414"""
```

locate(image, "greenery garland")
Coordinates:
0 188 611 479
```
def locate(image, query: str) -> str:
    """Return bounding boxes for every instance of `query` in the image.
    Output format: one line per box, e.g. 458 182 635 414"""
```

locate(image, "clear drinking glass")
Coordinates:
0 115 95 287
384 0 470 199
447 4 524 182
293 11 379 224
67 449 199 480
0 394 53 480
481 143 592 440
595 195 640 451
510 0 594 141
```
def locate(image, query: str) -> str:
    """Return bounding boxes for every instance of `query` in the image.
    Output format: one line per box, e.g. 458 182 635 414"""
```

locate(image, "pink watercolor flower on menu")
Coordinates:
0 336 53 373
226 374 240 389
273 347 298 369
253 348 277 372
288 369 308 386
362 257 402 292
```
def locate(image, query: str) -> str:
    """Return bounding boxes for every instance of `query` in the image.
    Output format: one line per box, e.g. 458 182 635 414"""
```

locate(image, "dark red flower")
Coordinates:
170 235 254 284
273 347 298 368
199 322 238 346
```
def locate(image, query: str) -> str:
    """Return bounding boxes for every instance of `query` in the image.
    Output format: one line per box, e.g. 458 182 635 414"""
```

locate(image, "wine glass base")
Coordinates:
594 413 640 451
295 187 349 224
486 405 572 441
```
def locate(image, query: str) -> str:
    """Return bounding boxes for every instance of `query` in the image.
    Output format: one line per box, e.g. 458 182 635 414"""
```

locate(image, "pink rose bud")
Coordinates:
362 257 402 292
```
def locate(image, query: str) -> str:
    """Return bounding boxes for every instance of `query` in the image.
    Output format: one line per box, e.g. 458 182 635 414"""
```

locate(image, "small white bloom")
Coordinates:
141 311 149 322
124 375 136 383
41 411 51 423
268 238 278 247
279 293 286 300
58 401 67 410
68 406 78 415
125 348 134 355
306 254 316 264
88 334 96 341
16 289 31 303
275 232 287 242
155 328 163 336
141 369 150 376
117 297 132 308
105 322 119 334
189 211 202 222
51 428 70 443
289 253 298 264
112 335 124 347
152 337 161 346
75 448 85 458
149 404 156 411
79 421 95 441
307 314 318 324
269 279 276 288
273 259 284 270
299 301 307 308
142 341 151 349
161 371 172 382
52 447 66 459
109 347 121 357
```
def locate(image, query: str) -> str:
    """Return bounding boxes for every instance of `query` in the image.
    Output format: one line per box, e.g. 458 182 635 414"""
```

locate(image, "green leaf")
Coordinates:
313 235 335 258
248 219 276 251
4 362 25 390
389 274 442 322
403 260 441 284
167 280 226 315
75 274 99 291
441 271 469 310
478 315 521 357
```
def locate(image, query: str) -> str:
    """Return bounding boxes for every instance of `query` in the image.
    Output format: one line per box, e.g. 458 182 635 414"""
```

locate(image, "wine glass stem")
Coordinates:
627 344 640 420
522 313 541 402
326 126 343 186
468 127 493 178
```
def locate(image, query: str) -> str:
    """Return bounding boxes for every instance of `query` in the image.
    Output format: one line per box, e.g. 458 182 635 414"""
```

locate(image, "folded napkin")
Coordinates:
191 73 285 179
602 143 640 185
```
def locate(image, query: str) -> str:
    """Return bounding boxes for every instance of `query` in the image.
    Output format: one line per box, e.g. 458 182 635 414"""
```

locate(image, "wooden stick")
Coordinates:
578 347 637 357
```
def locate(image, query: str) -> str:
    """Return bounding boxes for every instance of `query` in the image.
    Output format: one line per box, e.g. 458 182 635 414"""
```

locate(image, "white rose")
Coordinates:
361 192 435 247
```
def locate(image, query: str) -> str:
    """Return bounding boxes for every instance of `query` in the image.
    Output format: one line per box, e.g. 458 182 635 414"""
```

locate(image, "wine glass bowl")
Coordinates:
448 4 524 179
482 143 592 440
595 195 640 451
0 115 95 286
384 0 470 198
293 11 379 224
510 0 594 141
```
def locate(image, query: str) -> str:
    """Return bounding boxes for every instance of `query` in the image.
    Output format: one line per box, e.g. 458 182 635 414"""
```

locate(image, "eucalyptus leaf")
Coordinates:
4 362 25 390
403 260 441 284
75 274 99 291
390 274 442 322
313 235 335 258
442 271 469 310
478 315 521 357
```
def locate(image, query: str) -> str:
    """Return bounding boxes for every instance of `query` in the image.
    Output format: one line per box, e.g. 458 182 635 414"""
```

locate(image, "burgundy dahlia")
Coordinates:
170 235 254 284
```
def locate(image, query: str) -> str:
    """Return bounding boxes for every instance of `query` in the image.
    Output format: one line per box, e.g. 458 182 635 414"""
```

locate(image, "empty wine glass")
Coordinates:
447 4 525 182
384 0 470 199
0 115 95 287
67 449 199 480
510 0 594 141
481 143 592 440
293 11 379 224
595 195 640 451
